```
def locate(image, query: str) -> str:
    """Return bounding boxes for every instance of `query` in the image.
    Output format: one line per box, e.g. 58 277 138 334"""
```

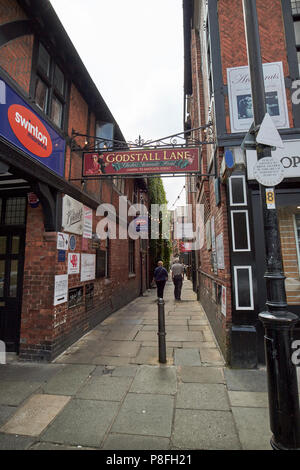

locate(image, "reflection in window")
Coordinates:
9 260 18 297
278 207 300 305
0 260 4 297
5 198 26 225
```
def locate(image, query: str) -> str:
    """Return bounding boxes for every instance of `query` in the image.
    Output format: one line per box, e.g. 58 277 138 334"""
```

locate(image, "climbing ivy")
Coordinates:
148 177 172 273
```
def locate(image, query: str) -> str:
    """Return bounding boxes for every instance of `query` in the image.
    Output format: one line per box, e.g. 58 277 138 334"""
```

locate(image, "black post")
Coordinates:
157 298 167 363
242 0 300 450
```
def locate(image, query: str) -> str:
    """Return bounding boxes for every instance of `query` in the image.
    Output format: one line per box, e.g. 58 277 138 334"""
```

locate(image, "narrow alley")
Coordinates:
0 281 273 450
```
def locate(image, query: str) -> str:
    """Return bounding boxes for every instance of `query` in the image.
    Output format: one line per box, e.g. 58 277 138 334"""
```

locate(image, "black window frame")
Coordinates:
291 1 300 72
128 239 135 274
30 40 68 131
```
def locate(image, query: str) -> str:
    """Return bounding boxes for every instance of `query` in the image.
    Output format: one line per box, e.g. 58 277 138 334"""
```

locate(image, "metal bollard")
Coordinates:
157 298 166 364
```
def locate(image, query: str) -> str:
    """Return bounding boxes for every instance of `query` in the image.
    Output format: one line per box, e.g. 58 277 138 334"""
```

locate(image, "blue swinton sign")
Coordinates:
0 78 65 177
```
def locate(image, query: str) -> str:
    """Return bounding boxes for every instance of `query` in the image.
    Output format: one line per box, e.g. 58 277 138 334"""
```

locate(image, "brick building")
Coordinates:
183 0 300 367
0 0 149 361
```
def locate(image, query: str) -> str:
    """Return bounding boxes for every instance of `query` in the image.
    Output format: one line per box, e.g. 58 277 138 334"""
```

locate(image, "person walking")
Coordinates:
153 260 169 299
171 258 184 301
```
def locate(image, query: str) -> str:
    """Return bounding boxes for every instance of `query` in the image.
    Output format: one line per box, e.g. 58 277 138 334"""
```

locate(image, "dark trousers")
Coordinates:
173 275 183 300
156 280 166 299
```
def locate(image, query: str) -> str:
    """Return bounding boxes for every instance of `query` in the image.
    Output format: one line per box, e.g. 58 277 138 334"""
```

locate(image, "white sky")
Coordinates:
50 0 186 209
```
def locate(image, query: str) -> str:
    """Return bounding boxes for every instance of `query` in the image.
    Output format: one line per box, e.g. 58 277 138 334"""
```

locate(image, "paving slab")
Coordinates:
0 394 71 436
76 376 133 401
42 364 95 395
111 366 138 377
231 407 272 450
166 332 204 342
0 405 17 427
0 364 63 383
129 365 177 395
0 381 42 406
174 349 201 366
111 393 174 438
98 340 141 357
228 391 269 408
224 369 268 392
0 433 35 450
130 347 173 365
104 327 141 341
92 355 133 366
171 409 241 450
200 348 224 364
178 366 224 384
176 383 230 411
102 433 170 450
54 349 97 364
40 398 119 448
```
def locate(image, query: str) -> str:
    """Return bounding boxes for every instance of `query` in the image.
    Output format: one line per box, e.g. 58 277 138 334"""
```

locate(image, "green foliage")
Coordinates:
148 177 172 272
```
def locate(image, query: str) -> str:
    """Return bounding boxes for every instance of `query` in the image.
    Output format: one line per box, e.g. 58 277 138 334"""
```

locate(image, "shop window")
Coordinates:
4 198 26 225
33 43 66 129
278 206 300 305
113 177 125 194
229 176 247 206
234 266 254 310
231 210 251 251
129 239 135 274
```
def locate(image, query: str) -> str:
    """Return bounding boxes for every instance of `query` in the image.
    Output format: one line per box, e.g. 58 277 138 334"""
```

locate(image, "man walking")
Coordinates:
171 258 184 301
153 260 169 299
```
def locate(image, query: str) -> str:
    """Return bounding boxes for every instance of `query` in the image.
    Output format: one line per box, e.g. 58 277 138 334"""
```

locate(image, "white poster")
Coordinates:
54 274 68 306
216 233 225 270
62 195 84 235
246 140 300 180
68 253 80 274
83 206 93 239
227 62 289 133
57 232 69 251
81 254 96 282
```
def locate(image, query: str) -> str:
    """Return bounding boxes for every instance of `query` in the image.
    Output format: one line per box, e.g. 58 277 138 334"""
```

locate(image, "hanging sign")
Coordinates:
27 192 40 208
0 78 65 176
83 148 200 177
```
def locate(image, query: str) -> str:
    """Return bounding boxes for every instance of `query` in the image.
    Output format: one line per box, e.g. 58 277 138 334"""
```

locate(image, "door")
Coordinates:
0 230 25 352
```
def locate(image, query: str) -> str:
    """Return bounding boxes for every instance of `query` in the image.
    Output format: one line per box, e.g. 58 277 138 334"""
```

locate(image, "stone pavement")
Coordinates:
0 280 280 450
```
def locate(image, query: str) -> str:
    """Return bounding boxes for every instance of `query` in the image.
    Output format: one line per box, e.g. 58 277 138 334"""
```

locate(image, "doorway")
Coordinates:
0 196 26 352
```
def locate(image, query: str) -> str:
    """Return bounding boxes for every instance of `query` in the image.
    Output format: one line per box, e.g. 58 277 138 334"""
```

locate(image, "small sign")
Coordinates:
82 237 89 251
225 150 234 168
27 192 40 208
68 253 80 274
253 157 285 187
85 283 94 311
57 232 69 251
81 254 96 282
69 235 76 251
221 286 226 316
83 206 93 239
257 113 284 149
266 188 276 209
54 274 68 306
58 250 66 262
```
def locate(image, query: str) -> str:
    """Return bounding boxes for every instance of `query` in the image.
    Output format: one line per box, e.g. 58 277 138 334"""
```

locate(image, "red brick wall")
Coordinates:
0 0 33 94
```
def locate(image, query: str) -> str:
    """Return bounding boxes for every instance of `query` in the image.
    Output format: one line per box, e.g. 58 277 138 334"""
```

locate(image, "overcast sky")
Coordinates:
50 0 186 209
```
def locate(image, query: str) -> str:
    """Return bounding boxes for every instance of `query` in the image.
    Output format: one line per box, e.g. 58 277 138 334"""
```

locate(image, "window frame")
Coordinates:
31 41 67 131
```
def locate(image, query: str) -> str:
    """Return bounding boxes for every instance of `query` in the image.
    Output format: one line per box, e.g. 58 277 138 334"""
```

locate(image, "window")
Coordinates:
96 238 109 278
233 266 254 310
291 1 300 73
278 206 300 305
33 43 66 129
231 210 251 252
113 177 125 194
129 239 135 274
229 176 247 206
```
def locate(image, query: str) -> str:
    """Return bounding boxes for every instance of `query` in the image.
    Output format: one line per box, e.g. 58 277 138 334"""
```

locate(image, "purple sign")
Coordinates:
0 78 65 176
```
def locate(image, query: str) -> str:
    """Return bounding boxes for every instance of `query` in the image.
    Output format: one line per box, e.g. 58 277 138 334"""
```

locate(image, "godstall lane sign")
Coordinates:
83 148 200 177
